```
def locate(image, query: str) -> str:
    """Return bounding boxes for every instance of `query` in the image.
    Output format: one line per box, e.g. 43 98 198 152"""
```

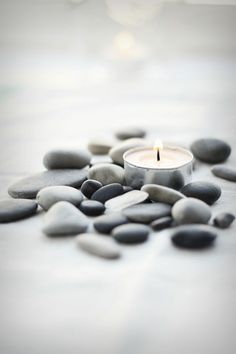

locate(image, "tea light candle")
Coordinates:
123 142 193 189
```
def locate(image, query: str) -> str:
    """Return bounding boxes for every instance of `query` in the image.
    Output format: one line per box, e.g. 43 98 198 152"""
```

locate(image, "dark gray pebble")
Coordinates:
191 138 231 163
181 181 221 205
79 200 105 216
151 216 173 231
171 225 217 249
211 165 236 182
114 127 146 140
43 149 91 169
91 183 124 203
94 213 128 234
123 203 171 224
81 179 102 199
112 223 150 244
213 212 235 229
0 199 38 222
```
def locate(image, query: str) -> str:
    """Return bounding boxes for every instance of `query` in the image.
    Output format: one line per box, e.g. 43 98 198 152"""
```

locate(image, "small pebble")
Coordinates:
91 183 124 203
79 200 105 216
211 165 236 182
123 203 171 224
114 127 146 140
151 216 173 231
94 213 128 234
88 163 125 185
172 198 211 225
181 181 221 205
77 234 121 259
0 199 38 222
171 225 217 249
213 212 235 229
141 184 185 205
43 148 91 169
36 186 83 210
109 138 148 166
191 138 231 163
81 179 102 199
123 186 133 193
112 223 150 244
87 138 114 155
105 190 148 212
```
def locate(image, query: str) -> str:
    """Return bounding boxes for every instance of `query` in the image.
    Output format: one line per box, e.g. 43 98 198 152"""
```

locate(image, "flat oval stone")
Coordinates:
181 181 221 205
141 184 185 205
112 223 150 244
211 165 236 182
114 127 146 140
123 203 171 224
79 200 105 216
94 213 128 234
36 186 83 211
8 169 87 199
77 234 121 259
191 138 231 163
172 198 211 224
91 183 124 204
0 199 38 222
171 225 217 249
151 216 173 231
88 163 125 185
87 138 114 155
43 201 88 236
213 212 235 229
43 149 91 169
109 138 148 166
81 179 102 199
105 190 149 212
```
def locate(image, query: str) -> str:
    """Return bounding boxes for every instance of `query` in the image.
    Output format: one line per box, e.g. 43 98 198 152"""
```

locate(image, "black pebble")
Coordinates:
0 199 38 222
91 183 124 203
181 181 221 205
213 212 235 229
171 225 217 249
81 179 102 199
94 213 128 234
79 200 105 216
151 216 173 231
112 223 150 244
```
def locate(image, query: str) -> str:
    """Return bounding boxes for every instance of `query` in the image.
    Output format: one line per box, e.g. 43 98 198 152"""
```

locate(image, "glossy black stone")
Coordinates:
151 216 173 231
94 213 128 234
91 183 124 203
213 212 235 229
79 200 105 216
0 199 38 222
112 223 150 244
181 181 221 205
171 225 217 249
191 138 231 163
81 179 102 199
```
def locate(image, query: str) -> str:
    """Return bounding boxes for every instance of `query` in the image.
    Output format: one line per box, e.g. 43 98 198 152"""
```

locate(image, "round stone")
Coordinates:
91 183 124 204
105 190 149 212
94 213 128 234
8 169 87 199
88 163 125 185
151 216 173 231
0 199 38 222
141 184 185 205
43 149 91 169
122 203 171 224
172 198 211 225
181 181 221 205
109 138 148 166
213 212 235 229
171 225 217 249
190 138 231 163
43 201 88 236
81 179 102 199
77 234 121 259
87 139 114 155
211 165 236 182
114 127 146 140
112 223 150 244
79 200 105 216
36 186 83 211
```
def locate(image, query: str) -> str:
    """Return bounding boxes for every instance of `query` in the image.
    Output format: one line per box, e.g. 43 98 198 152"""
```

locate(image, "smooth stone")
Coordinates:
114 127 146 140
77 234 121 259
43 149 91 169
88 163 125 185
171 225 217 249
112 223 150 244
123 203 171 224
79 200 105 216
109 138 148 166
90 156 113 167
211 165 236 182
123 186 133 193
36 186 83 211
172 198 211 225
91 183 124 203
181 181 221 205
141 184 185 205
43 201 88 236
87 139 114 155
8 169 87 199
81 179 102 199
213 212 235 229
105 190 149 212
94 213 128 234
151 216 173 231
191 138 231 163
0 199 38 222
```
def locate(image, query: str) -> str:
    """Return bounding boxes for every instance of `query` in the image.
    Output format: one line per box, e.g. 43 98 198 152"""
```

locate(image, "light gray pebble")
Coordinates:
211 165 236 182
172 197 211 225
213 212 235 229
114 127 146 140
0 199 38 222
88 163 125 185
43 149 91 169
77 234 121 259
105 190 148 212
123 203 171 224
87 139 115 155
141 184 185 205
36 186 83 210
109 138 148 166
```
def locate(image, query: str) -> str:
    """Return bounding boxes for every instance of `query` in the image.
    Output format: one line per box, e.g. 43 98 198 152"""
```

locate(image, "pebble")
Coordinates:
79 200 105 216
43 148 91 169
36 186 83 211
171 225 217 249
213 212 235 229
77 234 121 259
211 165 236 182
81 179 102 199
8 169 87 199
181 181 221 205
43 201 88 236
88 163 125 185
141 184 185 205
123 186 133 193
105 190 149 212
114 127 146 140
0 199 38 222
151 216 173 231
91 183 124 204
112 223 150 244
94 213 128 234
123 203 171 224
109 138 148 166
87 139 114 155
172 198 211 225
191 138 231 163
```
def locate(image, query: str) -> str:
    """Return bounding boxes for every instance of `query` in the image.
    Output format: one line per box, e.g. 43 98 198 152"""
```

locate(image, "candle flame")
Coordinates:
153 139 163 151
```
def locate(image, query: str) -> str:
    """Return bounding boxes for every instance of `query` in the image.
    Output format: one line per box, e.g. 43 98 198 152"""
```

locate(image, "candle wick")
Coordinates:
157 148 160 162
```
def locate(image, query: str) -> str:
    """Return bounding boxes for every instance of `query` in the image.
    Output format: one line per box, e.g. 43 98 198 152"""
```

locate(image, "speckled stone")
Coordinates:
94 213 128 234
151 216 173 231
181 181 221 205
109 138 148 166
112 223 150 244
79 200 105 216
87 139 114 155
43 149 91 169
0 199 38 222
211 165 236 182
114 127 146 140
172 198 211 225
191 138 231 163
77 234 121 259
88 163 125 185
123 203 171 224
171 225 217 249
105 190 148 212
141 184 185 205
213 212 235 229
36 186 83 210
91 183 124 203
81 179 103 199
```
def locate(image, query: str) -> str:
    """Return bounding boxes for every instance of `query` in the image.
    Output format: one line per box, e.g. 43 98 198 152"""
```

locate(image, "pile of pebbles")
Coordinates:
0 130 235 260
